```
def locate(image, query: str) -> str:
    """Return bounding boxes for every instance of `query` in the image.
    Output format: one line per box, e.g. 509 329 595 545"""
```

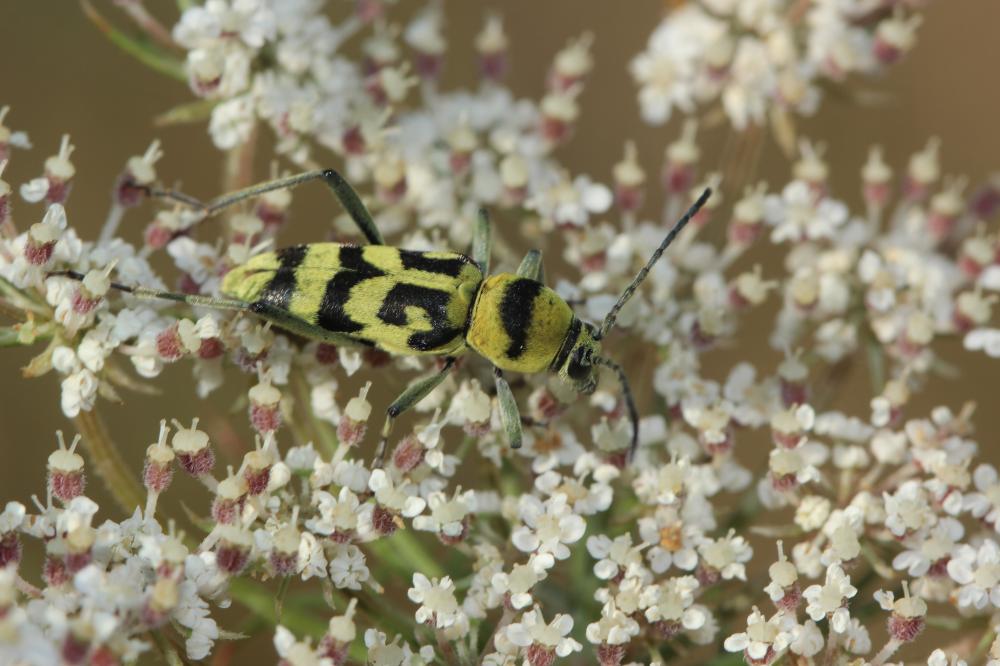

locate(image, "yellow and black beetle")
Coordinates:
57 169 710 463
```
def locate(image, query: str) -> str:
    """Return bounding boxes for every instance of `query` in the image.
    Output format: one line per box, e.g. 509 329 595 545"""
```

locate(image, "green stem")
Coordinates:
74 408 145 513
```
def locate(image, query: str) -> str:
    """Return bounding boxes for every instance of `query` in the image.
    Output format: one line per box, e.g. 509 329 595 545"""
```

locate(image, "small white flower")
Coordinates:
506 607 582 658
510 494 586 560
802 564 857 632
947 540 1000 610
723 607 791 662
407 573 464 629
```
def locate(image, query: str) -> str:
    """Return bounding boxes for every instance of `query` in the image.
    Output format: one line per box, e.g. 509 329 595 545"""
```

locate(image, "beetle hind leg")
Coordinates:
373 357 458 468
146 168 385 245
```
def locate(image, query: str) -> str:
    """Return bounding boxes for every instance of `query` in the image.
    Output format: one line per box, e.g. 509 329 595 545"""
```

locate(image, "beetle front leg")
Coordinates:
516 249 544 283
493 367 524 450
373 357 458 468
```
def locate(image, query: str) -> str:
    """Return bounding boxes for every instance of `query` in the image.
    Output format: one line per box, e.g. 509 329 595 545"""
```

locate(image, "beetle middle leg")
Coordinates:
149 168 385 245
493 367 524 450
373 357 458 467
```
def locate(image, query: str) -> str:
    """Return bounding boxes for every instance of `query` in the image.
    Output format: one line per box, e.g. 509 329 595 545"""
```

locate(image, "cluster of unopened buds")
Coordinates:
3 0 1000 664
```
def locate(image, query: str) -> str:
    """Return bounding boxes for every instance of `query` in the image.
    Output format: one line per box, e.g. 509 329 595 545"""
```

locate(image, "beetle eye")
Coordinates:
567 348 591 381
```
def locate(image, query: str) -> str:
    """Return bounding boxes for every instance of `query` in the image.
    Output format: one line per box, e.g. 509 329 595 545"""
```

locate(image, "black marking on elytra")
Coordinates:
500 279 543 359
376 282 461 351
550 316 583 371
399 250 471 277
258 245 308 310
316 245 385 334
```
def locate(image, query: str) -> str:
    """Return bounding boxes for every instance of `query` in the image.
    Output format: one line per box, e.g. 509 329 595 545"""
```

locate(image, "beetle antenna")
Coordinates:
593 356 639 461
597 187 711 339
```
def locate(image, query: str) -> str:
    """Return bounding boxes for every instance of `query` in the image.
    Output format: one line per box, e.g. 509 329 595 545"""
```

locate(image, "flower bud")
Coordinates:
778 353 808 407
65 524 95 573
406 9 445 81
373 153 408 204
613 142 645 214
338 381 372 447
862 146 893 212
71 263 115 316
25 204 65 266
886 581 926 642
953 290 996 333
476 15 508 82
767 541 800 612
115 140 162 207
903 137 940 202
499 153 528 206
729 265 776 310
242 435 275 495
873 11 922 65
662 120 699 195
391 434 426 473
212 467 248 525
447 121 477 176
792 140 828 198
48 432 85 502
249 370 282 436
539 88 580 146
728 183 766 247
143 421 175 495
21 135 75 205
270 507 301 576
171 418 215 477
927 177 967 242
143 577 179 627
214 524 253 575
548 33 593 92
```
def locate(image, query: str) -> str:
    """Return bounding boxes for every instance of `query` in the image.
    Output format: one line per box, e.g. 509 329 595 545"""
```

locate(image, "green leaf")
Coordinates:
154 99 218 127
81 0 187 83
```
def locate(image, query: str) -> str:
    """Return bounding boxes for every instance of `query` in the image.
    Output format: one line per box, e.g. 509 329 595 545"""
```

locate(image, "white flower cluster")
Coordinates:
2 1 1000 665
631 0 924 129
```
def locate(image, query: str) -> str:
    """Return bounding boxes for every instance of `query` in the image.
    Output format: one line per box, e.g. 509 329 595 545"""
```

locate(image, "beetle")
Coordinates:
56 169 710 463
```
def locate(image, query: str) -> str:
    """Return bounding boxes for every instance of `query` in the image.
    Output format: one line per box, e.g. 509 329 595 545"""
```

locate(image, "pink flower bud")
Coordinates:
547 34 593 92
215 525 252 575
315 343 339 365
242 437 274 495
212 468 248 525
115 140 162 207
392 435 426 473
371 503 402 536
476 15 508 82
526 644 557 666
249 375 282 436
143 421 175 495
171 418 215 477
338 382 372 447
595 643 627 666
155 324 185 362
0 531 21 569
48 432 85 503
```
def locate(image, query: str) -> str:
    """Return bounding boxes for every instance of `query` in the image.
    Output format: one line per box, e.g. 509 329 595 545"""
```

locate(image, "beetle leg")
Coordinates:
472 207 492 275
515 249 544 283
146 168 385 245
247 301 369 348
493 367 524 450
47 270 249 311
373 357 458 468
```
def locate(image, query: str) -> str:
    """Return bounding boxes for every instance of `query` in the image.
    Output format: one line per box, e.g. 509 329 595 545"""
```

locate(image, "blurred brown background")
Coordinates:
1 0 999 662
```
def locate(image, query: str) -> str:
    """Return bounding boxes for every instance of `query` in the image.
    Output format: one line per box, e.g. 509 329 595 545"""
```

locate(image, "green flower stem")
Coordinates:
81 0 187 82
74 408 145 513
366 528 447 579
